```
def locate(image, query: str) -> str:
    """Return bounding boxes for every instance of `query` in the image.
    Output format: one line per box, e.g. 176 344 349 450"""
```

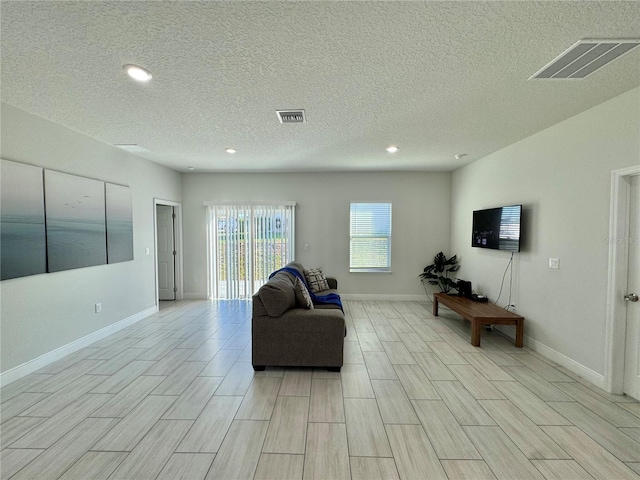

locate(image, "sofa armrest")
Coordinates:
326 277 338 289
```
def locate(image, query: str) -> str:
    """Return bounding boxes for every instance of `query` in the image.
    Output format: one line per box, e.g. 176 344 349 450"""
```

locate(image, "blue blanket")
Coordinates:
269 266 343 312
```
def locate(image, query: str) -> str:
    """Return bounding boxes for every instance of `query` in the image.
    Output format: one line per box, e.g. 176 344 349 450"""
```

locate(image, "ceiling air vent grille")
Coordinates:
277 110 306 123
530 39 640 80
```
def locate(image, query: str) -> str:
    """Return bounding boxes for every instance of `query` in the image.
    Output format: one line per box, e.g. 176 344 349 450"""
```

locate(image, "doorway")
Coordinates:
604 166 640 398
154 199 183 304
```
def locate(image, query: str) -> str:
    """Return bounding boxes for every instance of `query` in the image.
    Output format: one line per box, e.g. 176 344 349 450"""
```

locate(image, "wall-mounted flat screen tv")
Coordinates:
472 204 522 252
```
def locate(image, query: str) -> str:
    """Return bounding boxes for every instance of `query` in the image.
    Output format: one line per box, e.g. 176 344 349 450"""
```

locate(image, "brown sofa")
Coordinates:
252 262 346 371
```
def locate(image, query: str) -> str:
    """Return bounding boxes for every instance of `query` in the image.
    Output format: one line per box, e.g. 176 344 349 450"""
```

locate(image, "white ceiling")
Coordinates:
2 1 639 173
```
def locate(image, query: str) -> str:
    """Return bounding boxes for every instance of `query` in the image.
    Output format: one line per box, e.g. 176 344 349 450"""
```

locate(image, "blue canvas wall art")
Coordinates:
45 170 107 272
0 160 47 280
106 183 134 263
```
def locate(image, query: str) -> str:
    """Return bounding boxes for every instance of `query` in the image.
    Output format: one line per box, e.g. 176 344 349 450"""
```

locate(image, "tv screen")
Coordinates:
472 205 522 252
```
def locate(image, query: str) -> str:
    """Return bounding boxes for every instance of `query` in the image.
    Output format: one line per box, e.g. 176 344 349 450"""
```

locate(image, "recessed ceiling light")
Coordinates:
225 148 237 154
386 146 399 153
187 166 195 171
123 64 152 82
454 153 467 160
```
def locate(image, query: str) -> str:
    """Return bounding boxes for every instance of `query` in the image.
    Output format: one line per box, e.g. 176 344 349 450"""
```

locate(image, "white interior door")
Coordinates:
157 204 175 301
623 175 640 400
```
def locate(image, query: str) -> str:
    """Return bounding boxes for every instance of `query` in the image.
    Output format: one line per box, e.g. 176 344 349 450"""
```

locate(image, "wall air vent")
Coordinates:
276 109 306 123
529 39 640 80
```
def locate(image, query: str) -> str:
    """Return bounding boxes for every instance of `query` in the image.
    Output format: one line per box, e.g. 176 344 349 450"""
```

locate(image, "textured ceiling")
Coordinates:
2 1 639 172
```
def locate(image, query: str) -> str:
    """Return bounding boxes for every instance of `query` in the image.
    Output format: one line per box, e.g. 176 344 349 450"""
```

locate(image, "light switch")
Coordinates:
549 258 559 269
145 247 150 255
304 244 310 251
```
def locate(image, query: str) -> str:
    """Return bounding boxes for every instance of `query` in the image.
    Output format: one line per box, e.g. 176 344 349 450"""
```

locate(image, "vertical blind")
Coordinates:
208 203 295 299
350 202 392 272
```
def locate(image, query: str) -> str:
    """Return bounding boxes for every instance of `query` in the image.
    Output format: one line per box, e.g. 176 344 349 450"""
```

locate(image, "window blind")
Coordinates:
350 202 392 272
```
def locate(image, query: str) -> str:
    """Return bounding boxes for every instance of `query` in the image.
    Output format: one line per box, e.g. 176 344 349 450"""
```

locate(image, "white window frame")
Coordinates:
349 202 392 273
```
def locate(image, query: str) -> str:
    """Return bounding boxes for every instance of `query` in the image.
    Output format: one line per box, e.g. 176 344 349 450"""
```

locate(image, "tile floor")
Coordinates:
1 299 640 479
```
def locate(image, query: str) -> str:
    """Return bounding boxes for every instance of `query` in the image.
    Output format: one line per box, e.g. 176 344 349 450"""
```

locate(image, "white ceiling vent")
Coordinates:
276 109 306 123
530 39 640 80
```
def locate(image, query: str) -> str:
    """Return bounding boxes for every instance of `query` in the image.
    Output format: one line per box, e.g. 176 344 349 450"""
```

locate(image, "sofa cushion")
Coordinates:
258 273 296 317
294 277 314 309
304 267 330 293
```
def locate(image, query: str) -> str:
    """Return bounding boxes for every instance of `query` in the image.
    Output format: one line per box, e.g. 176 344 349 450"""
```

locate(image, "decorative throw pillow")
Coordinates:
294 277 314 309
304 267 330 293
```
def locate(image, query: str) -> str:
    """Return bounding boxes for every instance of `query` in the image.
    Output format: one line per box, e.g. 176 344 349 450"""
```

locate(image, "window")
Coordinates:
207 203 295 299
350 202 392 272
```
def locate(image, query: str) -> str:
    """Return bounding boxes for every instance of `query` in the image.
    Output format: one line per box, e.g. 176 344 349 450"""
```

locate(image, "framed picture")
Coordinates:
106 183 134 263
45 170 107 272
0 159 47 280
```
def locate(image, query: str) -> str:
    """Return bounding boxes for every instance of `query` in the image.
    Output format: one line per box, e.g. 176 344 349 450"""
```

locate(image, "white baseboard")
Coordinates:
341 294 427 301
184 292 208 300
495 327 604 389
0 305 158 388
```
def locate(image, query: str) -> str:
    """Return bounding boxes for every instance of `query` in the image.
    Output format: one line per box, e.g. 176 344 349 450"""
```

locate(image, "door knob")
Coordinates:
625 293 639 302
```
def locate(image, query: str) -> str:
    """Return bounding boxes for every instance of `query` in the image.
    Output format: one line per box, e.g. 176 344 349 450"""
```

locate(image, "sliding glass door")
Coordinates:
208 203 295 299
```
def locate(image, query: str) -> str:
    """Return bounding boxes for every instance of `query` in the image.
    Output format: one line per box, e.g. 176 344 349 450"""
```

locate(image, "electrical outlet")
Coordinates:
145 247 150 255
549 258 559 269
304 244 310 251
95 303 102 313
508 304 516 310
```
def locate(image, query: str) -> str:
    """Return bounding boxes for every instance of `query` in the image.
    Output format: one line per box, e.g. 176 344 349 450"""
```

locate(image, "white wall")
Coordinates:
0 104 182 373
451 87 640 378
182 172 451 299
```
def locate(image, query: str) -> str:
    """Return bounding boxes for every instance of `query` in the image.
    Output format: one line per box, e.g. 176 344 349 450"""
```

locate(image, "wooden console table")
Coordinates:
433 293 524 348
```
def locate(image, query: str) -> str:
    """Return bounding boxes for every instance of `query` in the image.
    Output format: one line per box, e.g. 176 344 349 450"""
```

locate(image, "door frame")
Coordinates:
153 198 183 304
604 165 640 393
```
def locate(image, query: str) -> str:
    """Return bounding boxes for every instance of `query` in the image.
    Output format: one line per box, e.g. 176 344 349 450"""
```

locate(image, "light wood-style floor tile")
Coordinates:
341 363 375 398
491 380 572 426
303 422 351 480
344 340 365 364
371 379 420 424
393 364 440 399
440 460 497 480
199 349 242 377
10 393 112 449
382 342 416 364
449 365 507 400
411 352 456 380
350 457 400 480
162 376 222 420
385 424 448 479
176 395 243 453
137 338 184 361
433 381 496 425
93 394 177 451
263 396 309 454
412 400 482 460
358 332 384 352
90 360 157 394
156 453 215 480
151 361 206 396
464 426 546 479
235 376 282 420
479 399 569 459
0 416 46 448
1 391 51 422
206 419 269 480
509 353 574 382
412 325 443 342
440 333 481 353
91 375 166 418
0 448 44 479
428 341 468 364
530 459 595 480
461 352 514 381
58 451 128 480
0 373 53 402
33 359 105 393
542 426 639 480
374 325 402 342
279 370 312 396
548 401 640 462
344 398 392 457
89 348 146 375
364 351 398 380
108 419 193 480
144 348 195 376
621 428 640 443
309 378 345 423
502 367 573 402
11 417 119 480
554 382 640 427
255 454 305 480
214 361 256 396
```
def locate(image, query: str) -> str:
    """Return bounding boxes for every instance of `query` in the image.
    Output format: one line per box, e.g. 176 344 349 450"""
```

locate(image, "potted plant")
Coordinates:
420 252 460 294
